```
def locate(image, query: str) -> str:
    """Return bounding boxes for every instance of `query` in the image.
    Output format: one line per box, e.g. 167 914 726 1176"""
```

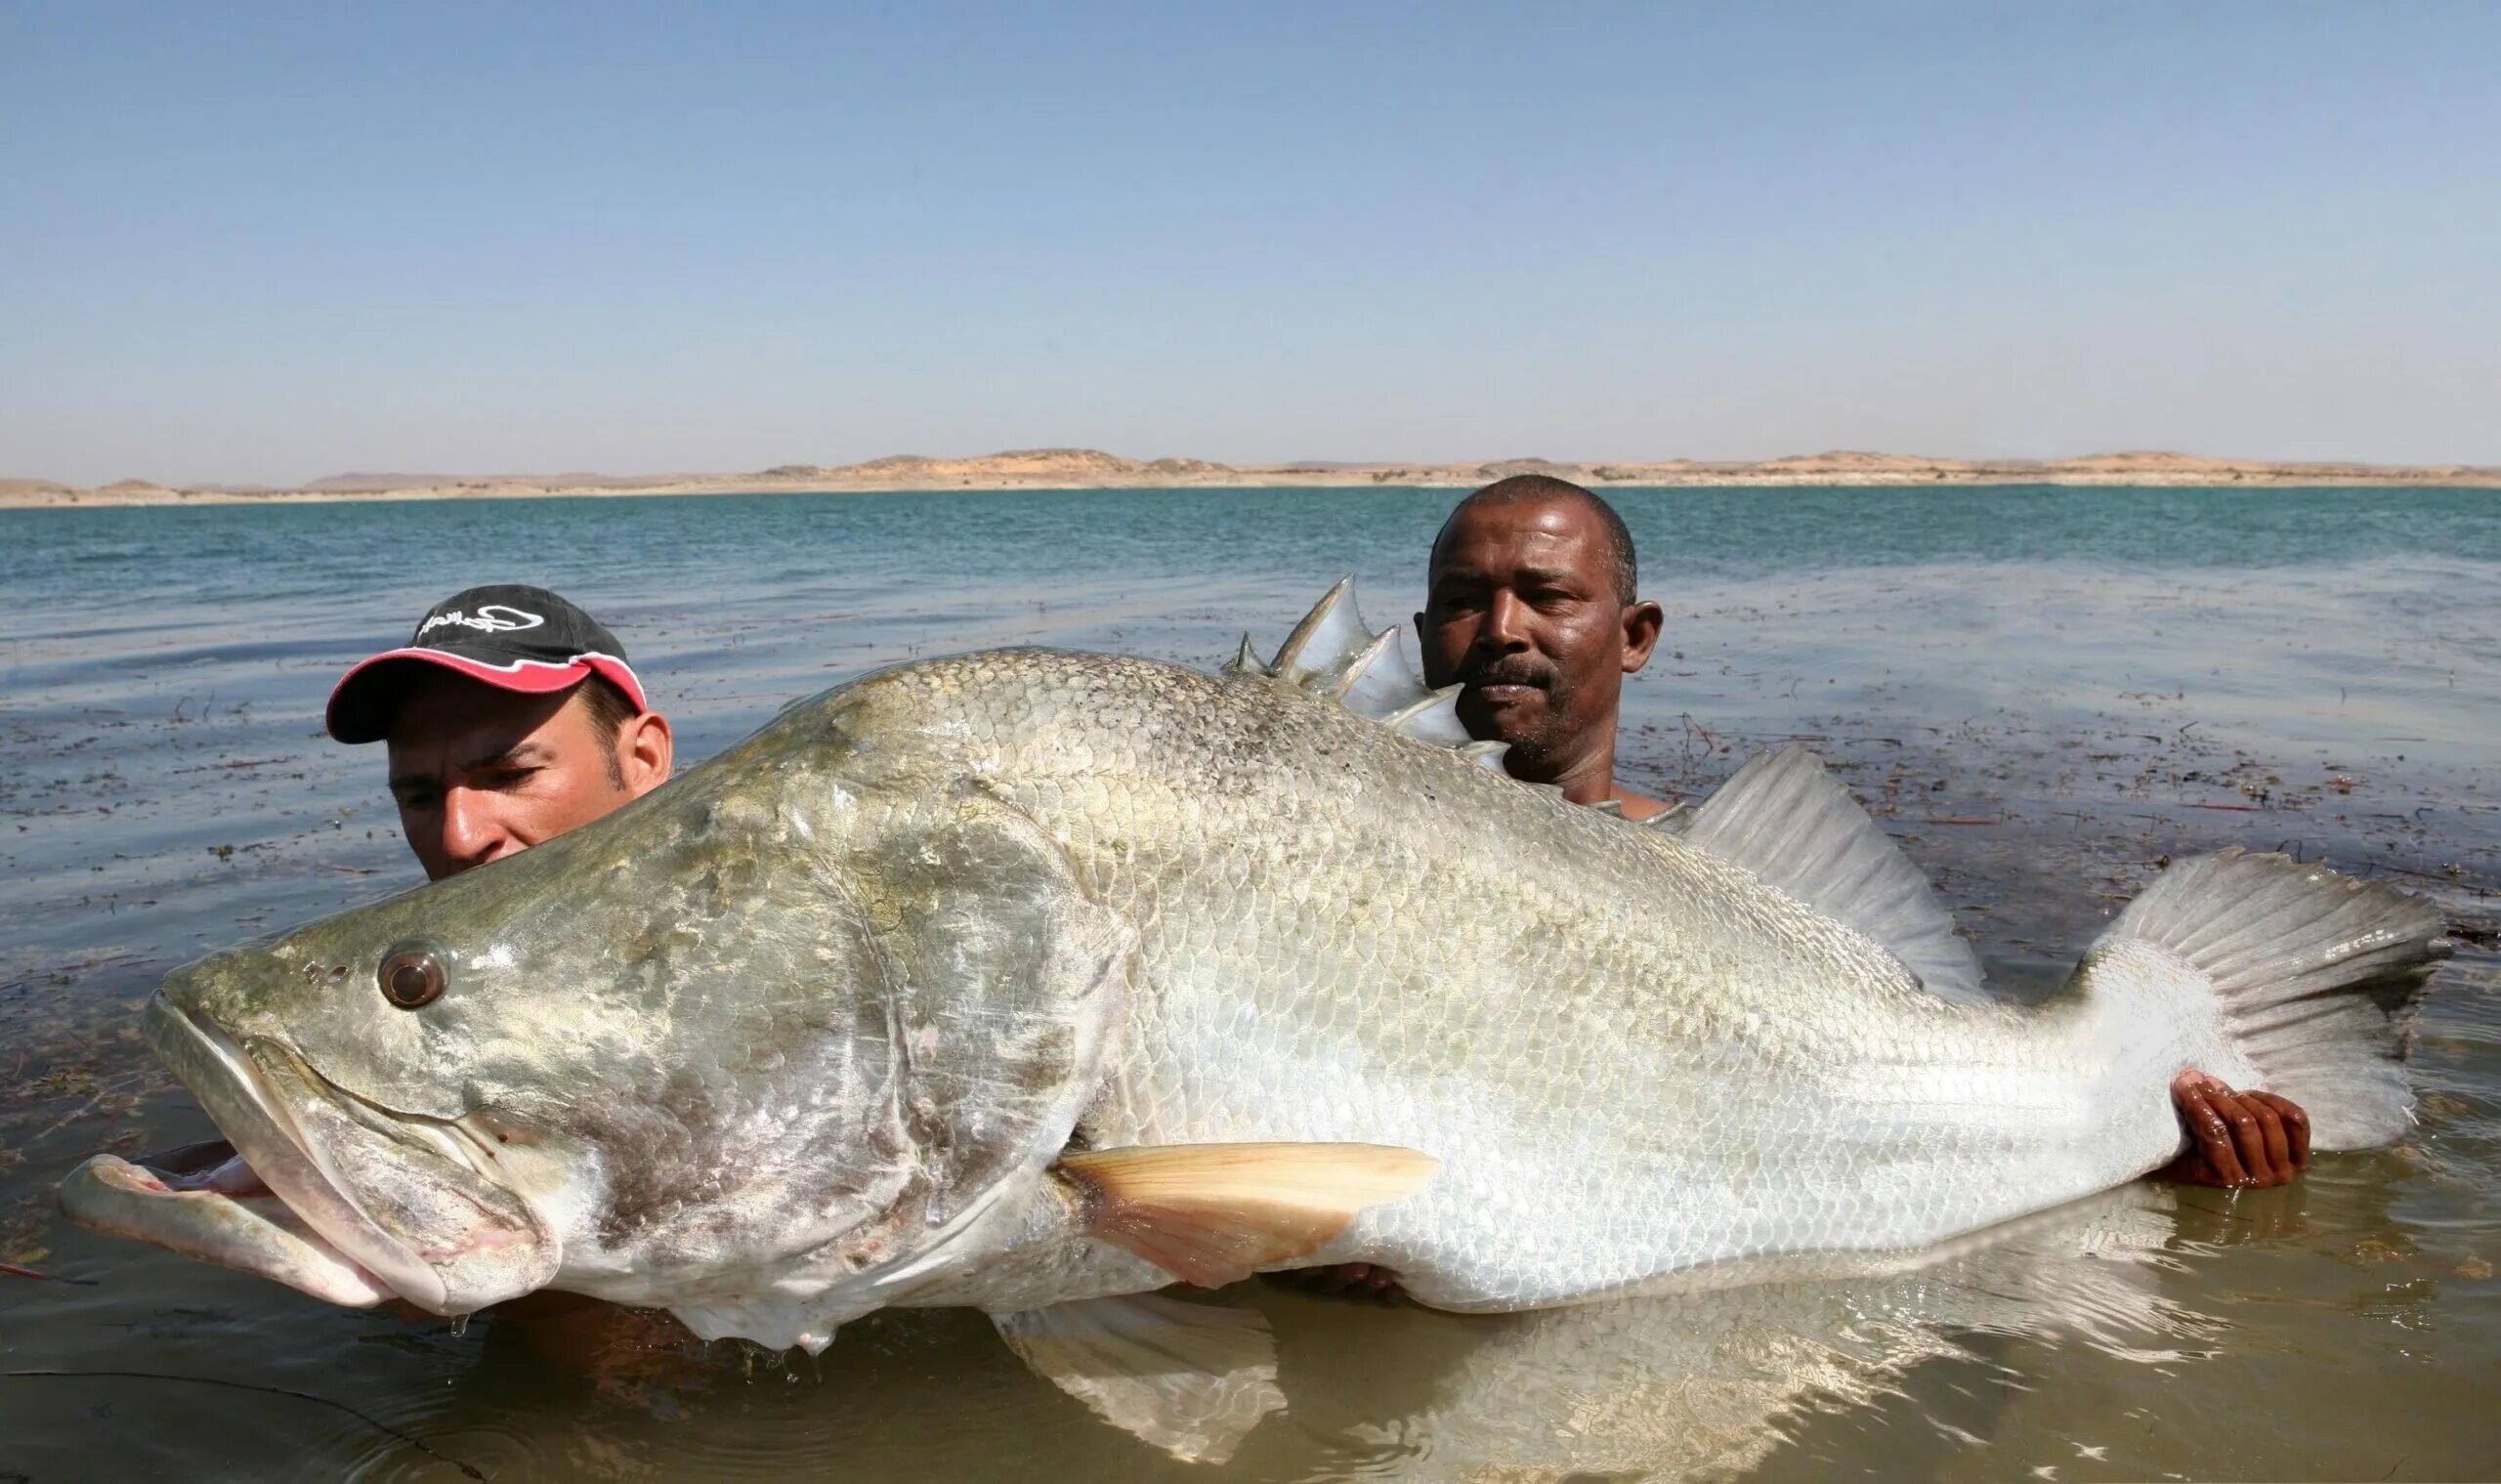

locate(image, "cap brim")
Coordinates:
325 646 648 743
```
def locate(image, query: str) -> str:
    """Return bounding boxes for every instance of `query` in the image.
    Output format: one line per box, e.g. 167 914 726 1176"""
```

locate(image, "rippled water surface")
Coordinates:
2 485 2496 1481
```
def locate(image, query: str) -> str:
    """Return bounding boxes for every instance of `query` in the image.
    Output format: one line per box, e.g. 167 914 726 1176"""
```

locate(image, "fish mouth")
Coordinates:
61 995 454 1311
59 1146 402 1308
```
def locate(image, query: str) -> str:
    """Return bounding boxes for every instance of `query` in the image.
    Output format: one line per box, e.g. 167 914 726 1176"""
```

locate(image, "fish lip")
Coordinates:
142 992 450 1312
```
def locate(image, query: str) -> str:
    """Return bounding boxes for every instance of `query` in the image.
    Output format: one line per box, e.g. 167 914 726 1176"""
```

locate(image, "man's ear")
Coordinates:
1619 601 1664 674
619 711 674 797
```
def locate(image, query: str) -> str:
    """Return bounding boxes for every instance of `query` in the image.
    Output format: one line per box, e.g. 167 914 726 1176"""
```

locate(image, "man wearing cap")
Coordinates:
326 583 672 880
142 585 678 1356
320 583 686 1358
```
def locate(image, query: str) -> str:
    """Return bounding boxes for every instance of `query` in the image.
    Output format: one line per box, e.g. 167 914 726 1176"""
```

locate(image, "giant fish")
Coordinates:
61 581 2448 1460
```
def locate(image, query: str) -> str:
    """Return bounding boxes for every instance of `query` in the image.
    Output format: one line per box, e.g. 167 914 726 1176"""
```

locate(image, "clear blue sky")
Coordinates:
4 2 2494 485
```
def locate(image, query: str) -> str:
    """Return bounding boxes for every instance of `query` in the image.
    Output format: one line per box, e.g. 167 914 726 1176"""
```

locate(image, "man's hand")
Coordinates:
1263 1262 1408 1305
2155 1070 2310 1188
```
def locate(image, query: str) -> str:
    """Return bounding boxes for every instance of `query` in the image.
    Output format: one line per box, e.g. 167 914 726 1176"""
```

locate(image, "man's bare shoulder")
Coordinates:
1612 790 1674 821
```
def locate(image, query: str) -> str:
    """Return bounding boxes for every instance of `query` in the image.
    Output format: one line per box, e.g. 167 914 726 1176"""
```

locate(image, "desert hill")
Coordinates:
6 446 2492 507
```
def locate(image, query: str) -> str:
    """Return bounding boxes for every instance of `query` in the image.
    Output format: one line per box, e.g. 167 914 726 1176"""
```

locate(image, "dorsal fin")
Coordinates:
1268 577 1375 684
1225 633 1267 677
1319 627 1402 711
1680 745 1986 1003
1382 683 1471 746
1251 578 1481 753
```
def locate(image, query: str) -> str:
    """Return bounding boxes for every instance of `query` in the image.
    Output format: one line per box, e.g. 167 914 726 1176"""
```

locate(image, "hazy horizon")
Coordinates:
6 2 2496 487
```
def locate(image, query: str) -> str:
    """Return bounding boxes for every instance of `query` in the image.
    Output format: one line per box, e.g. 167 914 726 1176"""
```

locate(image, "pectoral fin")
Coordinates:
992 1293 1285 1464
1053 1141 1439 1288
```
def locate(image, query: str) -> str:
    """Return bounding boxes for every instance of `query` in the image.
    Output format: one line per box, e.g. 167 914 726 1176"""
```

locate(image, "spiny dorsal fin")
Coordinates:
1383 683 1470 746
1320 627 1400 707
1329 625 1437 724
1641 802 1693 835
1268 576 1374 684
1459 740 1509 771
1254 578 1482 752
1054 1141 1440 1289
1225 633 1268 677
1681 745 1986 1004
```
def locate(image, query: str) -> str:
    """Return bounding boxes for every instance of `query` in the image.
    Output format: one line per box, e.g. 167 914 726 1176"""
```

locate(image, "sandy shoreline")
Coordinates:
7 446 2497 509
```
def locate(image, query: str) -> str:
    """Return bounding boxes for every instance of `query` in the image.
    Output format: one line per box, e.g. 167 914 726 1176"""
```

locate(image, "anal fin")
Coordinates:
993 1293 1286 1463
1054 1141 1438 1289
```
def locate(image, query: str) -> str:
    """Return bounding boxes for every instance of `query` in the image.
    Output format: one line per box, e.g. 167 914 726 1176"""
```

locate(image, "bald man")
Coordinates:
1415 475 1670 817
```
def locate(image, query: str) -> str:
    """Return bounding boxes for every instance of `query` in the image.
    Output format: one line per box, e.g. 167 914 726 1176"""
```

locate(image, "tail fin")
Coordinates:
2090 847 2450 1149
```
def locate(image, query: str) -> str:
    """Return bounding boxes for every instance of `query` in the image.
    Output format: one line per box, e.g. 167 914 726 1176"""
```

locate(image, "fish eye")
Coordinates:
377 943 448 1009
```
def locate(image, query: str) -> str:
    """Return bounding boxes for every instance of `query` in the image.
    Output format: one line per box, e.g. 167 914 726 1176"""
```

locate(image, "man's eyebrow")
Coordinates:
458 740 551 774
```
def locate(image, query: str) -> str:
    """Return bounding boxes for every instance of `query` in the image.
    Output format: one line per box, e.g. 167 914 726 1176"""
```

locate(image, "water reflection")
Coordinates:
335 1186 2197 1483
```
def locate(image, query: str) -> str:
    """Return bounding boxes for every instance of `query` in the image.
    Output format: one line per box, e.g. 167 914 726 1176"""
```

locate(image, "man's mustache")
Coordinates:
1456 657 1553 690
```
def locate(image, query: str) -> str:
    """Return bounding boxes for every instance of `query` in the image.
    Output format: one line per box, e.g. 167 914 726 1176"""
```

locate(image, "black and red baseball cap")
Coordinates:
325 584 648 743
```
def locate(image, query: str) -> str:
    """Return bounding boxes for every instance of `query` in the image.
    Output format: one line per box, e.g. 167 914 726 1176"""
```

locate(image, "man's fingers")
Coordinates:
1304 1267 1359 1297
2179 1084 2252 1186
1267 1262 1384 1300
2194 1089 2250 1185
2252 1091 2311 1170
2251 1101 2290 1181
2211 1090 2277 1188
2240 1095 2290 1186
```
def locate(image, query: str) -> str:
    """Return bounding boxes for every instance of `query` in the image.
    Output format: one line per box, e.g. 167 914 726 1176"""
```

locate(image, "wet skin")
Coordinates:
384 669 673 882
1414 498 1668 818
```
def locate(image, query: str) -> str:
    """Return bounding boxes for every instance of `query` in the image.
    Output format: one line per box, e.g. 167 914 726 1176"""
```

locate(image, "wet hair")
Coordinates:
572 673 642 790
1434 476 1639 605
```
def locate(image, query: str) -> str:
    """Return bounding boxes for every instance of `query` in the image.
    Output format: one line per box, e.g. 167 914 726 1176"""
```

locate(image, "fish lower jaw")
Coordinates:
59 1153 402 1310
142 994 454 1311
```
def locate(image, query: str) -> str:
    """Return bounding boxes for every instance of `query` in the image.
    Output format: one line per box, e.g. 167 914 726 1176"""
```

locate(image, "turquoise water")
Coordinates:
2 486 2496 1480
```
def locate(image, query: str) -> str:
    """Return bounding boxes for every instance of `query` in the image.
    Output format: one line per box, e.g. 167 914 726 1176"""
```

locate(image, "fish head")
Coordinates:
75 691 1132 1323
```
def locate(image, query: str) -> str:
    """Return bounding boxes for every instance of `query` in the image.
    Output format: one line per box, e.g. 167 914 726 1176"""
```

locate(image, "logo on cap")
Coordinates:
417 605 546 639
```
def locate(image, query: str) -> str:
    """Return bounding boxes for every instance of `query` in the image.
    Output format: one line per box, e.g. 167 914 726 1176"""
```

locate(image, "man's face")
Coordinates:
383 670 640 882
1415 498 1658 775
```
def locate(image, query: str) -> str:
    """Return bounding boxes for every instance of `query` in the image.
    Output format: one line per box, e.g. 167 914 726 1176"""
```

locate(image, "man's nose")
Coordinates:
1479 590 1533 651
437 787 512 869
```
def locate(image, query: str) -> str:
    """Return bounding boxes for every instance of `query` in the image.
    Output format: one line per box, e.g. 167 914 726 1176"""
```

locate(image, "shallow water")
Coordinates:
1 485 2495 1481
